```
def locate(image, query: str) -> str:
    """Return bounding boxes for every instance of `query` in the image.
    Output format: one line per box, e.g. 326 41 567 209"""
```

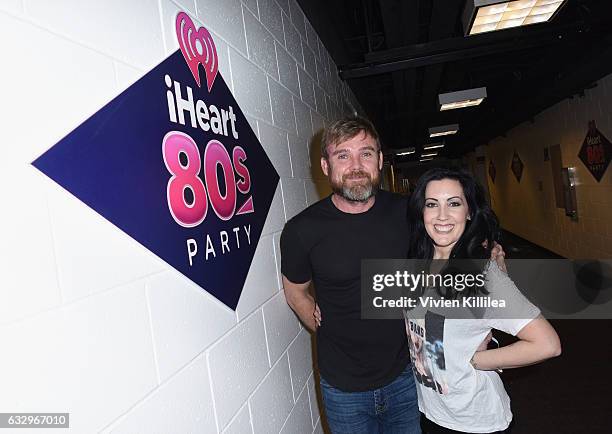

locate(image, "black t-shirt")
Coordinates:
280 190 411 392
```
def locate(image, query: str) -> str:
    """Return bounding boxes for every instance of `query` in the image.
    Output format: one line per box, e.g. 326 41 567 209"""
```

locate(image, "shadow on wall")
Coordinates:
298 126 343 433
309 127 333 200
287 281 330 433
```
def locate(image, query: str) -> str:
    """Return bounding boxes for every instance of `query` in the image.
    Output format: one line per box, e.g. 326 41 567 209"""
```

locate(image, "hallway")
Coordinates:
497 230 612 433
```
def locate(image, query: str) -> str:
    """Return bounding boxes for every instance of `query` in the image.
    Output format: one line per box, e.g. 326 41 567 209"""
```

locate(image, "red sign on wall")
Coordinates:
578 120 611 182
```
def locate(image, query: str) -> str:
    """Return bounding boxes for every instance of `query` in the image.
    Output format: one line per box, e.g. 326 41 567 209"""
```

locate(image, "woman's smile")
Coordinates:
433 223 455 233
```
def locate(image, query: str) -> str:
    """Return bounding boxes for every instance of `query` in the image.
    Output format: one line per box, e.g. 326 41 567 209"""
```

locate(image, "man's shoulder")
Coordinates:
286 195 332 227
281 196 331 250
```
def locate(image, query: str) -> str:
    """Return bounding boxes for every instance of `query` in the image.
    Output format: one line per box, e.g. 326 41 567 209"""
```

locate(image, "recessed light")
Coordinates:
429 124 459 138
395 147 416 156
439 87 487 111
463 0 567 36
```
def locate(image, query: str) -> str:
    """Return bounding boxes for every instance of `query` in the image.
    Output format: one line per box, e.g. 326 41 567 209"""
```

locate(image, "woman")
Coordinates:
405 167 561 434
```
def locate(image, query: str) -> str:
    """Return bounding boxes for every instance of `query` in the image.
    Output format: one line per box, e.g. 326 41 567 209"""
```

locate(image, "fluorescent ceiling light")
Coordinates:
420 158 434 162
395 147 415 156
421 152 438 158
463 0 567 36
429 124 459 138
423 143 445 150
440 98 484 110
439 87 487 111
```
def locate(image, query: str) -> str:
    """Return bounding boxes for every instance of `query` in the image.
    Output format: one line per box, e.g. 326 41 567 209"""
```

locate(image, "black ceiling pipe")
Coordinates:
339 22 596 79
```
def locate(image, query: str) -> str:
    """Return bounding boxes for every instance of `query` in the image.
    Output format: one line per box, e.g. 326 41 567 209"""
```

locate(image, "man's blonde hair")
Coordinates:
321 116 380 159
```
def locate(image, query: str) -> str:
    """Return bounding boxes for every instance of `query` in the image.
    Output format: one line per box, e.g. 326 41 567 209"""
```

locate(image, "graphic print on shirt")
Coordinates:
407 311 448 395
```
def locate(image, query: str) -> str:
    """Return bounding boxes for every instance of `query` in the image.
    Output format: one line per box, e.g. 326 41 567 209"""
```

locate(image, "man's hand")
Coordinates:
490 241 507 273
314 303 322 328
282 275 318 332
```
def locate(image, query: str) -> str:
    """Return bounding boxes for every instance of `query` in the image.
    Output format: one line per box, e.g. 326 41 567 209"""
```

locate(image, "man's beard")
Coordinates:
330 170 380 202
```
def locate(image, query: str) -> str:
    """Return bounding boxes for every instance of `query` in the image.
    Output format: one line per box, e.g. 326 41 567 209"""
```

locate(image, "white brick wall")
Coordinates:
0 0 361 432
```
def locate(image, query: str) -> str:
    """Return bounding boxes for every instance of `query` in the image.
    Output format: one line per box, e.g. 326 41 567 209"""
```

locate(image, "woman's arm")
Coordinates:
470 315 561 371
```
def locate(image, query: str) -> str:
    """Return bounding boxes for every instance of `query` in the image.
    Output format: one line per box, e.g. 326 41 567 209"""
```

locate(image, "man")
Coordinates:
280 116 420 433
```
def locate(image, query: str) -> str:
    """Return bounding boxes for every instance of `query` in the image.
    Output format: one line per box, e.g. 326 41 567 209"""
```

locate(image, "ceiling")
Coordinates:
297 0 612 161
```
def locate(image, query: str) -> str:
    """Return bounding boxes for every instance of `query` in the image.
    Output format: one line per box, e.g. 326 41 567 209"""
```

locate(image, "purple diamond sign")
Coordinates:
489 160 496 184
32 12 279 309
511 150 523 182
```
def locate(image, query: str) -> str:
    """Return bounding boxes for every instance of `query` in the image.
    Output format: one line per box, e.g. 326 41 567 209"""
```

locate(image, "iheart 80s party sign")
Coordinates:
33 11 280 309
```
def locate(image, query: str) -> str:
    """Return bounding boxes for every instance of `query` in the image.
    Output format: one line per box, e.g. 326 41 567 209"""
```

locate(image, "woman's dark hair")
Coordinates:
407 167 501 297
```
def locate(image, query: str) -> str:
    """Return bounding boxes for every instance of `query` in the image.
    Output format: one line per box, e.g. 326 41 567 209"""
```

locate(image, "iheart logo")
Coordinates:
176 12 218 92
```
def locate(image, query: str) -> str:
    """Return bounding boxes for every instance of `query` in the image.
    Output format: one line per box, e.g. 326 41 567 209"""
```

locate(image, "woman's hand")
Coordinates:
476 331 492 352
471 331 495 371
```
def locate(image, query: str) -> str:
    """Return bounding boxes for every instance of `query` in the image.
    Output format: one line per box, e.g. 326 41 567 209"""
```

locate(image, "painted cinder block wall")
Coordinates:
484 72 612 259
0 0 362 432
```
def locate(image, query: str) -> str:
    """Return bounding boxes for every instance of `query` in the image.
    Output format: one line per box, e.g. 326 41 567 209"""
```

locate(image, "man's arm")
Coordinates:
282 275 318 332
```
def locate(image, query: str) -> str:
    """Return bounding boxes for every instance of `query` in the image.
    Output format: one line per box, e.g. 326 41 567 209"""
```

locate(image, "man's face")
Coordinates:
321 132 383 202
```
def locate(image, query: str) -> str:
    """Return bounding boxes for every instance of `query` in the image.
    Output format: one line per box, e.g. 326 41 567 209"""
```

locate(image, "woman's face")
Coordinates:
423 178 470 256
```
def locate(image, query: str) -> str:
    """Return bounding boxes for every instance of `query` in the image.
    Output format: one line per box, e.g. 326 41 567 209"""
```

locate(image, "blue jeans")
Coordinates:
320 367 421 434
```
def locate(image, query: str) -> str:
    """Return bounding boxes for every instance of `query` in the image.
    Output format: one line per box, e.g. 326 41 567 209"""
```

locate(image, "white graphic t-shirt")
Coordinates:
404 261 541 433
